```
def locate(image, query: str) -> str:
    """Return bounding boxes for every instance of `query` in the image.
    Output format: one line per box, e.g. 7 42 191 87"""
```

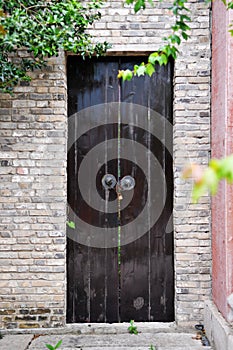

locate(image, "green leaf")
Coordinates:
218 155 233 181
172 34 181 45
54 340 62 349
45 344 54 350
181 31 189 40
148 52 159 65
157 53 168 66
136 64 146 76
202 167 219 195
122 69 133 81
145 62 155 77
149 346 156 350
134 0 145 12
177 21 190 31
209 159 221 172
128 320 138 334
67 221 75 229
192 166 219 203
180 14 191 22
169 46 179 59
192 183 208 203
172 25 179 32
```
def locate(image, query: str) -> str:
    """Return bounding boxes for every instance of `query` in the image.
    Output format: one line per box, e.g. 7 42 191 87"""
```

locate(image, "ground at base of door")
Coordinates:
0 332 213 350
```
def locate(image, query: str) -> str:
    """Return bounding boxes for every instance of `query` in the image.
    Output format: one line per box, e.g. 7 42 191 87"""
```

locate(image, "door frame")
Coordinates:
66 52 175 323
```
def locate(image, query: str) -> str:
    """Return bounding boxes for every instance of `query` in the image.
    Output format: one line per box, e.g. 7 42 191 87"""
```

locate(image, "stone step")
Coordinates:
28 332 212 350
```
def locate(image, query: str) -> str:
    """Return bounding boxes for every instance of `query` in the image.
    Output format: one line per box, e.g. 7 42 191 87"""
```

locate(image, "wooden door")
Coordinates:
67 56 174 323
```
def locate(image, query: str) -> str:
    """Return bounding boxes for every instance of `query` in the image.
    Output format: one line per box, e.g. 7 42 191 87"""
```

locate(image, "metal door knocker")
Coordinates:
101 174 117 190
101 174 135 201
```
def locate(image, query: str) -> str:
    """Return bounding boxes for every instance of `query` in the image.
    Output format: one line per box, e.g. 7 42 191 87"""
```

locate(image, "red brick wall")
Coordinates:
212 0 233 322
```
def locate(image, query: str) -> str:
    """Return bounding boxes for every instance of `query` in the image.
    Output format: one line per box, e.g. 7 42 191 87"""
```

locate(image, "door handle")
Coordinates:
101 174 135 191
119 176 135 191
101 174 117 190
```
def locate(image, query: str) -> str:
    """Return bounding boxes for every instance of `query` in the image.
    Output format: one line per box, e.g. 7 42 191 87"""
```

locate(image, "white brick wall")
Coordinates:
0 53 67 329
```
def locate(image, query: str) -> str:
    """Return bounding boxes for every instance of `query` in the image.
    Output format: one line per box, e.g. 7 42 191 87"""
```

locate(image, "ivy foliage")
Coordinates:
0 0 110 93
118 0 233 80
118 0 191 80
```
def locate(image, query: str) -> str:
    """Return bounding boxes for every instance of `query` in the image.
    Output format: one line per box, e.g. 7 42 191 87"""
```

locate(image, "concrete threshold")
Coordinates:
0 334 34 350
0 331 212 350
0 321 194 336
0 323 213 350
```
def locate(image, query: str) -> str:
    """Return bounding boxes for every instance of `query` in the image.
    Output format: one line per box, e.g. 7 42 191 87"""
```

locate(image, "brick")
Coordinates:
19 323 40 328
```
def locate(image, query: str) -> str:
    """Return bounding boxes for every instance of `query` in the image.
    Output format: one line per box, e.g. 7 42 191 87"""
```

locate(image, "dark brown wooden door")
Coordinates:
67 56 174 323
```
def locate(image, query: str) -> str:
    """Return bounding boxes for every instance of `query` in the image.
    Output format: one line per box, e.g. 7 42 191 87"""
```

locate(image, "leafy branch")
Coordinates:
0 0 110 93
118 0 191 80
183 155 233 203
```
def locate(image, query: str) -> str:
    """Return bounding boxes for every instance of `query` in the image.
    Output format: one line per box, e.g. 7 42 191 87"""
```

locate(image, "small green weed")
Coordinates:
149 345 156 350
67 220 75 229
128 320 138 335
45 340 62 350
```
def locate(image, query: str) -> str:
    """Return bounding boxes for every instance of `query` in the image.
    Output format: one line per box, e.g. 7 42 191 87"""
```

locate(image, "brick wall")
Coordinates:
173 4 211 326
0 52 67 329
0 0 211 328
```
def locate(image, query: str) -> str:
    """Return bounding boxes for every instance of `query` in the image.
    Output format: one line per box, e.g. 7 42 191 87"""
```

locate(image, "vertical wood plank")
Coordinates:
149 62 174 321
67 57 120 323
119 58 150 322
